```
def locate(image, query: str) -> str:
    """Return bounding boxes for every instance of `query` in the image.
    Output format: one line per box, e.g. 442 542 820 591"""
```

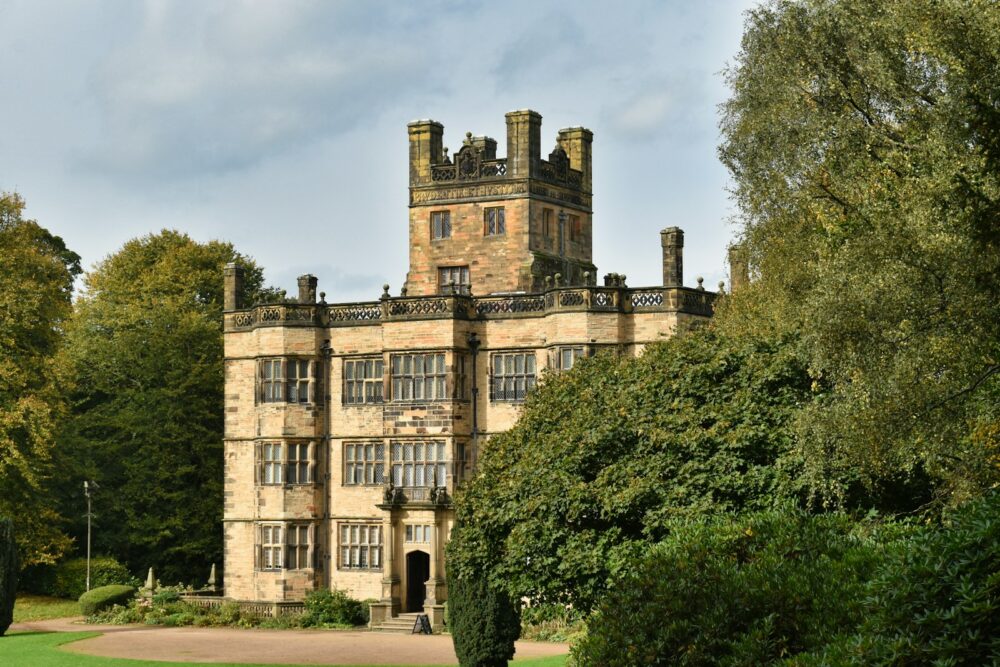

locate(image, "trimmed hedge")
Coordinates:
448 567 520 667
0 518 17 636
24 557 137 599
79 585 136 616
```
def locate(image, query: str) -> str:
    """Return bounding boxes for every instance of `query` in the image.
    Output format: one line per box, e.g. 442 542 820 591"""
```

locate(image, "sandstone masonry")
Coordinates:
222 109 717 630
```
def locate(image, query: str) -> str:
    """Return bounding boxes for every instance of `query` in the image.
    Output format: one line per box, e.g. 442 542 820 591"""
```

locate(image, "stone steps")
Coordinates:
371 613 428 634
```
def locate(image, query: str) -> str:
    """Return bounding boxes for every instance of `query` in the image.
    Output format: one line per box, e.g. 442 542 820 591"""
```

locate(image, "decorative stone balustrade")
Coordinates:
225 286 716 331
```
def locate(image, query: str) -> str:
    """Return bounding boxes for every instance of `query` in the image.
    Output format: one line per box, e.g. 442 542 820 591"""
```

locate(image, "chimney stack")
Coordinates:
728 244 749 291
297 274 318 304
660 227 684 287
223 263 245 311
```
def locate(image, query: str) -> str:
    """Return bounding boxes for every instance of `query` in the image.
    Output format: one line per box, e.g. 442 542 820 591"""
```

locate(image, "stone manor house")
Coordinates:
221 109 718 629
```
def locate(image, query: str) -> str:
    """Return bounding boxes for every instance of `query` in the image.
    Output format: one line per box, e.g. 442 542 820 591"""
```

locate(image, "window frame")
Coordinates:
255 441 315 486
390 352 447 402
343 357 384 405
568 213 581 242
344 442 386 486
257 357 317 405
489 351 537 402
437 266 470 295
338 523 382 571
484 206 506 236
390 440 447 488
430 210 452 240
258 524 284 571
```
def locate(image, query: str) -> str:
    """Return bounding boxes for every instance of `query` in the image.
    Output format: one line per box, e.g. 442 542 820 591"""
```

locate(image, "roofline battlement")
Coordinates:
408 109 592 194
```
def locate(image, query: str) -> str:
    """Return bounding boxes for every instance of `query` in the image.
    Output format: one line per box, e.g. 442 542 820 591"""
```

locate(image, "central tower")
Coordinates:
405 109 596 296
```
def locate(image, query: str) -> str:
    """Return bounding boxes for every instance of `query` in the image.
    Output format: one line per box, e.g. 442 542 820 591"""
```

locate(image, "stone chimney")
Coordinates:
297 274 318 304
660 227 684 288
728 244 749 291
223 263 245 311
505 109 542 179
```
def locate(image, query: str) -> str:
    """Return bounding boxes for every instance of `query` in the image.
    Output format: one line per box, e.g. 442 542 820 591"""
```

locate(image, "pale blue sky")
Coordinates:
0 0 758 301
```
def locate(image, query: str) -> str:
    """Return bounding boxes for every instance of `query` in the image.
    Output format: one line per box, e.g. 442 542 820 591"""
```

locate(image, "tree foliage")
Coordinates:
718 0 1000 502
448 330 815 612
58 230 266 582
571 508 907 667
0 192 79 568
446 560 520 667
0 517 17 636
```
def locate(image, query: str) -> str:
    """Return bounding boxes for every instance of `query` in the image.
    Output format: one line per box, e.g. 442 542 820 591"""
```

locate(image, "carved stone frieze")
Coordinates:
410 180 529 205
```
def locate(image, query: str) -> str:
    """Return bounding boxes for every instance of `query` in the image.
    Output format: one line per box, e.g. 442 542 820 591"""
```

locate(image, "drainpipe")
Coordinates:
320 339 333 589
466 332 480 475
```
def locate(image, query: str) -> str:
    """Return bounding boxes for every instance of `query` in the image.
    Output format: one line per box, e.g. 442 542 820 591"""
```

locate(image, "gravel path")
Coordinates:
10 618 569 665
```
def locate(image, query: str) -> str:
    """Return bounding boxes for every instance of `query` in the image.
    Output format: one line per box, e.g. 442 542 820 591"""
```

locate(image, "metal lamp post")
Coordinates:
83 480 99 592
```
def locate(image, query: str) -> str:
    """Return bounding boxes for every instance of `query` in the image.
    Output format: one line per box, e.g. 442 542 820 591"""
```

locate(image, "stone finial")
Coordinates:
619 274 627 287
144 567 156 592
696 276 705 291
464 131 473 146
207 563 218 592
554 273 563 287
544 276 553 289
583 271 591 285
381 283 390 299
319 291 327 305
400 287 407 297
718 281 726 294
442 147 451 164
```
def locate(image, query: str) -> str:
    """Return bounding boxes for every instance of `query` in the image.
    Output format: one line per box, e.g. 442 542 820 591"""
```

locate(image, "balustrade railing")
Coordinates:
227 287 716 330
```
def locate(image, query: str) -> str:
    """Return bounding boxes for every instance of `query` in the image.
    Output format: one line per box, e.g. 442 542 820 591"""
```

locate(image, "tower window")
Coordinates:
568 214 581 242
484 207 505 236
438 266 470 295
431 211 451 239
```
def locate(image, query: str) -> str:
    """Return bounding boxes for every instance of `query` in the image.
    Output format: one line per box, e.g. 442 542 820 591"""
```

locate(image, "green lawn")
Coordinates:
0 632 568 667
13 595 81 622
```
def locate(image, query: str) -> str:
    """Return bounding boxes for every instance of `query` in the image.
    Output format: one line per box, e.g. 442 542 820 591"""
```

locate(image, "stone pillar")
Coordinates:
407 119 444 187
297 274 318 304
370 516 399 627
728 243 749 292
223 263 244 311
660 227 684 288
505 109 542 179
558 126 594 192
424 515 446 630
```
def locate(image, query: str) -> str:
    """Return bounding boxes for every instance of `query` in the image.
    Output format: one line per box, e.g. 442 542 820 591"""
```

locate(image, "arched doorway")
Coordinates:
405 551 430 613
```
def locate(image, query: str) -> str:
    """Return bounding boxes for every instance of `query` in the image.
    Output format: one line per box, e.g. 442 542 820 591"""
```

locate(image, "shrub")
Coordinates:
816 492 1000 665
448 567 520 667
571 507 906 666
0 518 18 637
520 603 585 643
151 589 180 605
302 588 366 627
25 556 138 599
79 585 136 616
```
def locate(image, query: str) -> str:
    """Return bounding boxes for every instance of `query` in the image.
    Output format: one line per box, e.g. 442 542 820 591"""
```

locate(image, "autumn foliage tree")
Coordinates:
717 0 1000 503
0 192 79 568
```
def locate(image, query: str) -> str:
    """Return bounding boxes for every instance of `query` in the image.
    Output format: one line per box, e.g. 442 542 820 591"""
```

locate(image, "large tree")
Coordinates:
59 230 267 582
718 0 1000 503
0 192 79 568
447 330 817 612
